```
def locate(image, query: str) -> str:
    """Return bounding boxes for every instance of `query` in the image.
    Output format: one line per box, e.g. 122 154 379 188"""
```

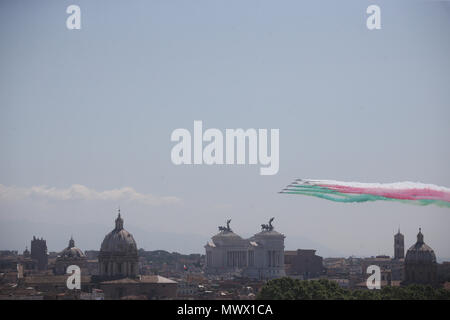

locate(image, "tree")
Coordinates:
256 278 450 300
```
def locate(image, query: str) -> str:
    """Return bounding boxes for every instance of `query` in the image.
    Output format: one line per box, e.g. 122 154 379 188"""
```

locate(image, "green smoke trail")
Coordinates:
282 185 450 208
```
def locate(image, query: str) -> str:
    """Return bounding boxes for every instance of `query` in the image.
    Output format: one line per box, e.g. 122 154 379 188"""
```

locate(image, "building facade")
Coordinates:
205 218 285 280
98 275 177 300
285 249 324 279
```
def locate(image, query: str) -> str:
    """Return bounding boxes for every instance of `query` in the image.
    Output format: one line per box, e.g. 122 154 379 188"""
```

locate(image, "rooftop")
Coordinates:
100 275 177 285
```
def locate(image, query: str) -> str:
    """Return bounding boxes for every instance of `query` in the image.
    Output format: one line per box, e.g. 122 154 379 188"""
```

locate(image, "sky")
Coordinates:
0 0 449 259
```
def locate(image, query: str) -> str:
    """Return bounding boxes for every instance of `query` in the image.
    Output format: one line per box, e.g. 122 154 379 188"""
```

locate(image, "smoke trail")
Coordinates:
280 179 450 208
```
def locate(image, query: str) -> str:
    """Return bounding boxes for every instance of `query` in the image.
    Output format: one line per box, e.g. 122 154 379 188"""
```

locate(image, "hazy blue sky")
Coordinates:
1 0 449 259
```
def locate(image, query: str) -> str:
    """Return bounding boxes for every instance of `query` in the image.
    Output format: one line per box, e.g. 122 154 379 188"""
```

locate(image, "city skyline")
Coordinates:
3 210 448 263
1 0 450 259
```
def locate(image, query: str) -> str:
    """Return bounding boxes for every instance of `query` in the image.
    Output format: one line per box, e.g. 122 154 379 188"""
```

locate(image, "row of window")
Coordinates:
102 262 135 275
206 250 283 268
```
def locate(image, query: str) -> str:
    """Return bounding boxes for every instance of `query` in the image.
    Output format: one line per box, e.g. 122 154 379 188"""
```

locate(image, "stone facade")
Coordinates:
285 249 324 279
205 219 285 280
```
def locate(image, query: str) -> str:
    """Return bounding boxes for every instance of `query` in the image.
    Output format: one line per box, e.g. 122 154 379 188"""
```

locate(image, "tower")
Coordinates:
394 228 404 259
30 236 48 271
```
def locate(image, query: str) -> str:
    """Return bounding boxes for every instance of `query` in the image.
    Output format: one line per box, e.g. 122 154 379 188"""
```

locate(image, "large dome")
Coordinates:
100 212 137 254
98 211 139 279
405 229 436 264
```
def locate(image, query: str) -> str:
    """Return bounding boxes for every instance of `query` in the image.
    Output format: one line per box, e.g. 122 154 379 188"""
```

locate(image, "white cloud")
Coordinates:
0 184 181 206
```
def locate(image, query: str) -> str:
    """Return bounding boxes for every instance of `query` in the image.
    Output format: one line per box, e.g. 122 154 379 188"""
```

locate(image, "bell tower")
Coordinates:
394 228 404 259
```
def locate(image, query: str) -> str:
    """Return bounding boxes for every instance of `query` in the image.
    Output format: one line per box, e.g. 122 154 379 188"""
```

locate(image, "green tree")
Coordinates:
256 278 450 300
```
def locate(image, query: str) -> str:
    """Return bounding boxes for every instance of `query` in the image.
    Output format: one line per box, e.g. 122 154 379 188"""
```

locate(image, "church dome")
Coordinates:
58 237 85 259
98 210 139 279
100 211 137 254
405 228 436 264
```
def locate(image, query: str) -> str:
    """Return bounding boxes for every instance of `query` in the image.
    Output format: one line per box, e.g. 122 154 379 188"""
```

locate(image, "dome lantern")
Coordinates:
417 228 424 244
115 208 124 231
68 236 75 248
